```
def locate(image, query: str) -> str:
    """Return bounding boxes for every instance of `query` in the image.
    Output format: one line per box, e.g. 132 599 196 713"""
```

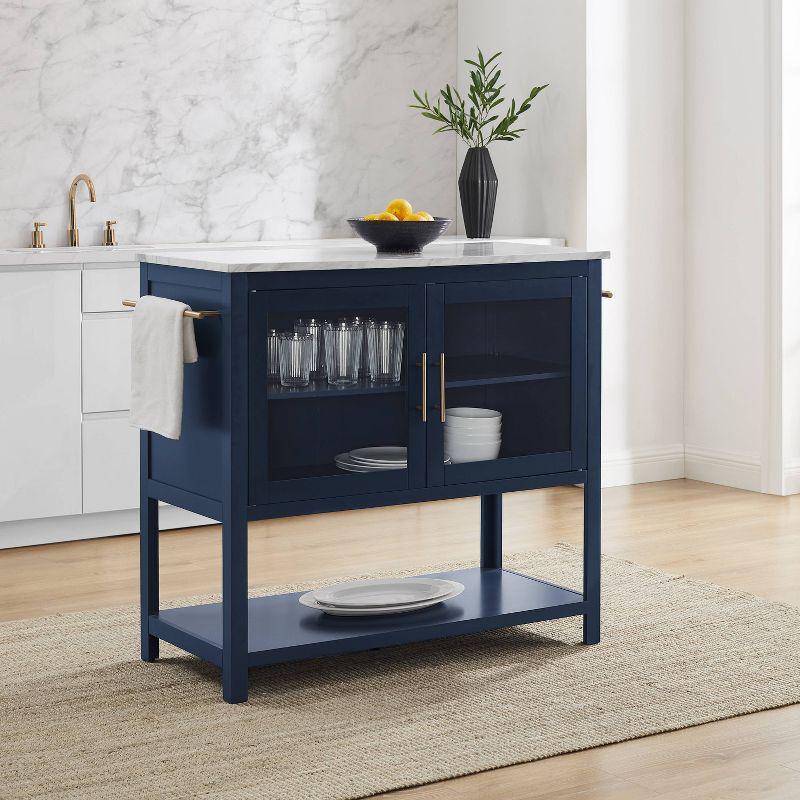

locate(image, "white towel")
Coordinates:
130 295 198 440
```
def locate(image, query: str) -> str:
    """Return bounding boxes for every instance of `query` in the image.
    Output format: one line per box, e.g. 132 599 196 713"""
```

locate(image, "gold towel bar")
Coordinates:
122 299 221 319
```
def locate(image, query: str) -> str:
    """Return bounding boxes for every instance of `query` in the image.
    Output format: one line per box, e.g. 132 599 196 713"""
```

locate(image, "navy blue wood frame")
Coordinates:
138 258 602 703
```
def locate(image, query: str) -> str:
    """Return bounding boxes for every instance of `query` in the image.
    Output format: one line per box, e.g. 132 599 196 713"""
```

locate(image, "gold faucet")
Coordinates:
68 173 96 246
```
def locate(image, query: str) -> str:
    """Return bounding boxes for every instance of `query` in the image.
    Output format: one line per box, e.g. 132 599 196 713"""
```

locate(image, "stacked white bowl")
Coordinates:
444 407 502 463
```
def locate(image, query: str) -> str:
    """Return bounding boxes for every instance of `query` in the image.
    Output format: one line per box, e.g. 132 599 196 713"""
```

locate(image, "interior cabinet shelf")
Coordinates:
267 381 406 400
444 355 569 388
265 356 566 400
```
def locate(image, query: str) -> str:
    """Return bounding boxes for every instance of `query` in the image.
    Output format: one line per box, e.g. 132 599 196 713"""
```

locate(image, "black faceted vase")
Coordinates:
458 146 498 238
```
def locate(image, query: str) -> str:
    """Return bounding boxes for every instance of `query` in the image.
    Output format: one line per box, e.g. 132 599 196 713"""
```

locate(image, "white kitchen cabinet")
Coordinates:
0 268 82 522
0 256 212 547
82 316 131 412
82 265 139 312
83 415 138 513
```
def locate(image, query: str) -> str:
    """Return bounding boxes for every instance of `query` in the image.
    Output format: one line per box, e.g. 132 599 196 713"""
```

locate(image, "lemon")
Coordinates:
385 198 413 220
364 211 399 221
415 210 434 221
405 212 429 222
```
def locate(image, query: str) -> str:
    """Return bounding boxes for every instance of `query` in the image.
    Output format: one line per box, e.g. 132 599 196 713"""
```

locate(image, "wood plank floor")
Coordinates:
1 478 799 798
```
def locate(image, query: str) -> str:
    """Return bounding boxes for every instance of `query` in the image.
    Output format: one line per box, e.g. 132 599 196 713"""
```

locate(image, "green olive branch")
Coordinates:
410 49 547 147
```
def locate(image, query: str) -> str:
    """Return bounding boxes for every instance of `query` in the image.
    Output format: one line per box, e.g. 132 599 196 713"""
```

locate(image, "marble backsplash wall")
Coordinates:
0 0 456 248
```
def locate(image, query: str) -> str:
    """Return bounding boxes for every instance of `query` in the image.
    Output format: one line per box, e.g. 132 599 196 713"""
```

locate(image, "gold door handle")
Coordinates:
602 290 613 299
439 353 446 423
416 352 427 422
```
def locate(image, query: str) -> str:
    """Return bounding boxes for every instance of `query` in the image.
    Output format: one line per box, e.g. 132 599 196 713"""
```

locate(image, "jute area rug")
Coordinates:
2 544 799 800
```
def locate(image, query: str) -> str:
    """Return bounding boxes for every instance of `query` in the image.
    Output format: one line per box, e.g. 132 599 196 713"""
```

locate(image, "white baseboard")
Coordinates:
601 445 685 488
0 505 213 550
684 446 762 492
782 461 800 495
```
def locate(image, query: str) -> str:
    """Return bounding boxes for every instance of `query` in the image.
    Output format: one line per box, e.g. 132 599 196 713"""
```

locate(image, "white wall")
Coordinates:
586 0 686 486
683 0 773 491
781 0 800 492
457 0 586 245
457 0 686 488
0 0 457 247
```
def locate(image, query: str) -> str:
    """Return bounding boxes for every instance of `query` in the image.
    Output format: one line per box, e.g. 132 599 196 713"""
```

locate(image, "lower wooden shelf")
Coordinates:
152 567 586 669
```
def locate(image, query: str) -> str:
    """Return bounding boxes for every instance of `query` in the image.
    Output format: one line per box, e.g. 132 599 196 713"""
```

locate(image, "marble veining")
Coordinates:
0 0 456 248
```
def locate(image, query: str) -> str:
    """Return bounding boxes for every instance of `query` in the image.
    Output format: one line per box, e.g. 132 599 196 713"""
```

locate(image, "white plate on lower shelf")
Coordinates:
313 577 456 608
299 582 465 616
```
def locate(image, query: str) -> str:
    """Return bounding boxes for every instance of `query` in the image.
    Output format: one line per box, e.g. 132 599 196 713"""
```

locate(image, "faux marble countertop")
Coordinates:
141 237 609 273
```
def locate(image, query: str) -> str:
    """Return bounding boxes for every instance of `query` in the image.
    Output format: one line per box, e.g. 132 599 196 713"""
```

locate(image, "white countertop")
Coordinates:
141 237 609 273
0 239 297 267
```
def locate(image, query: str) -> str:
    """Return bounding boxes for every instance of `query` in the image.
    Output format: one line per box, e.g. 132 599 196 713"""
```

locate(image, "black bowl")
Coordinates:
347 217 451 254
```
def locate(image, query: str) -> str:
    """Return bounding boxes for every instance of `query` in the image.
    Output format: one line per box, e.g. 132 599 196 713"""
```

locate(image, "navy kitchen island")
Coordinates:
135 238 609 703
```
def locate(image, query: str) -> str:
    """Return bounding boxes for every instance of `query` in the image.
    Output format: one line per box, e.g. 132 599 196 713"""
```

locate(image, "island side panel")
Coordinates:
142 262 229 510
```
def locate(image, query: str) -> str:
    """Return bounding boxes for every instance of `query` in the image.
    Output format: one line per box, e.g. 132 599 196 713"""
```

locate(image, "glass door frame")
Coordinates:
425 276 588 487
248 283 427 505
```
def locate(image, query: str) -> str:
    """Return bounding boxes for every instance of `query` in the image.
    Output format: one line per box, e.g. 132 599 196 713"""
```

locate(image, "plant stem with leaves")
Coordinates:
411 49 547 148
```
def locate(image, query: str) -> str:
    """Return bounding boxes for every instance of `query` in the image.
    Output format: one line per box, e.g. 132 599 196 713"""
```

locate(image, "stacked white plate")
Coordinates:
335 446 407 473
444 407 502 463
335 446 451 472
299 576 465 616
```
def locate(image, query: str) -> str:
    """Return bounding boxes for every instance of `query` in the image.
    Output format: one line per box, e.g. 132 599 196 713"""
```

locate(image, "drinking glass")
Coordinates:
278 332 313 388
350 316 373 379
266 329 281 384
367 321 405 384
324 320 363 386
294 318 326 380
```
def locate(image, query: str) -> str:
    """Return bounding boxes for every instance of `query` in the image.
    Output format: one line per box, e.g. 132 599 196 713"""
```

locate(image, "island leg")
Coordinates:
222 504 249 703
583 263 602 645
582 468 601 644
480 494 502 568
140 493 159 661
221 272 249 703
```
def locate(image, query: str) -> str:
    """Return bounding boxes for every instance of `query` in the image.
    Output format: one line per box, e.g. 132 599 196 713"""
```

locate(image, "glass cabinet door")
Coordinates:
426 277 587 486
249 285 425 504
